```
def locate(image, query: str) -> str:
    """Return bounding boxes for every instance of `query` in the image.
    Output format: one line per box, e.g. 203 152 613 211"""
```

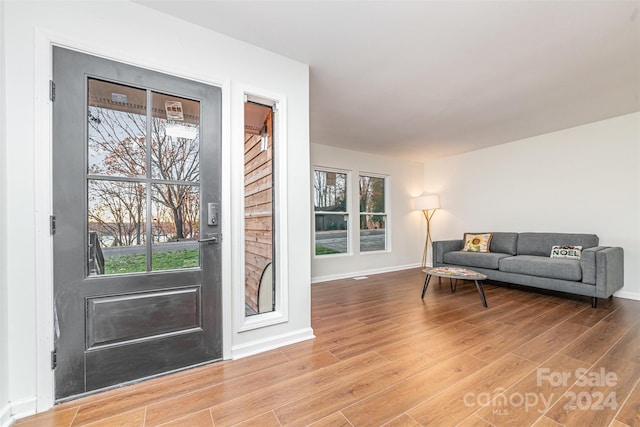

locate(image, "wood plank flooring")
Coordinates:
15 268 640 426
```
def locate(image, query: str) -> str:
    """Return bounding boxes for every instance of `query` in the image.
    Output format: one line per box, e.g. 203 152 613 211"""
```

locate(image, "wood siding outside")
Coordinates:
244 109 273 312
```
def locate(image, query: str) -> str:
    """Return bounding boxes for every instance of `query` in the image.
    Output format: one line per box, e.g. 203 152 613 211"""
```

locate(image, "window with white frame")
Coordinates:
359 174 387 252
314 169 349 255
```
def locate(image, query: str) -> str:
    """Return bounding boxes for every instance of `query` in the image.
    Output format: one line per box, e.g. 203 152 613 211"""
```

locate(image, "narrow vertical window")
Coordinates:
244 101 275 315
314 170 348 255
359 175 387 252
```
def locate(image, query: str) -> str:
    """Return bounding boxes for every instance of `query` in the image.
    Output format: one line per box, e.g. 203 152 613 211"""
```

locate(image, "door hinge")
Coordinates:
50 215 56 235
51 349 57 370
49 80 56 102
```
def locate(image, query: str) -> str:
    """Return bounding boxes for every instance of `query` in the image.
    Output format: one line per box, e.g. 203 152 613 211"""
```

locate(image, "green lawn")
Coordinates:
105 249 199 274
315 245 341 255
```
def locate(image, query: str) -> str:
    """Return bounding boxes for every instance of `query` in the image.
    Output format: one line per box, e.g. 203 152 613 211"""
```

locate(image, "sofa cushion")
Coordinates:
462 233 493 252
444 251 512 270
517 233 598 257
489 232 518 255
499 255 582 281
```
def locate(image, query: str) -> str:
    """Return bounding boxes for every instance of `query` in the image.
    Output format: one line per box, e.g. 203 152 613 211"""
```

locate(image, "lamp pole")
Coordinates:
412 194 440 268
422 208 437 268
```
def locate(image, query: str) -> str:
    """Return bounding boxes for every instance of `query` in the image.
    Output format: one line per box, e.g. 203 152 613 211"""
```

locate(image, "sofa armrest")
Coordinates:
581 246 608 284
594 247 624 298
432 239 463 265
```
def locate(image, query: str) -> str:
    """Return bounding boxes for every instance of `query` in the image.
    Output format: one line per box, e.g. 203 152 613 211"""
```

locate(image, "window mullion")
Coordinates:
145 89 153 272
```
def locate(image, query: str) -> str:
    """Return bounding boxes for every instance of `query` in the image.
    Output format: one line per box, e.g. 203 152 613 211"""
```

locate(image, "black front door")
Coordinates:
52 47 222 400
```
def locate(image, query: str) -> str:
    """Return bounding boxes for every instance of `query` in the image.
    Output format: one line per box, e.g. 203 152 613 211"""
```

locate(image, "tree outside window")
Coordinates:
87 79 201 274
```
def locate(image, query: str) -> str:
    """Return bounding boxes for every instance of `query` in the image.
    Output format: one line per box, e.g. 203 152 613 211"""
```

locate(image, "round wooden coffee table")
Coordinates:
421 267 488 308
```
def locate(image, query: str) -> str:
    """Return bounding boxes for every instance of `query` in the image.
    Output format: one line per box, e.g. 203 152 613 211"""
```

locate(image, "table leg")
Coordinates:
421 274 431 299
474 280 488 308
450 279 457 293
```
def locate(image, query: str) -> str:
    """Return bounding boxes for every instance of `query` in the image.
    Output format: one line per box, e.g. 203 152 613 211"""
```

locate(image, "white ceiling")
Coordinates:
138 1 640 161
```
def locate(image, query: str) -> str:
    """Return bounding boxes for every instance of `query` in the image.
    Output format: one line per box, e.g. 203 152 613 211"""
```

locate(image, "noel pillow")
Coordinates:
550 245 582 260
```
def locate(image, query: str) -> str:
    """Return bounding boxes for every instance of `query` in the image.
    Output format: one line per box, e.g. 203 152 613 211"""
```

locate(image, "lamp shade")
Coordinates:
412 194 440 211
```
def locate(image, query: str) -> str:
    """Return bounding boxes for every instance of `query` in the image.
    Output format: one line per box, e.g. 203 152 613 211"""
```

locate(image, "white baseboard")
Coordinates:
0 404 11 427
231 327 315 359
1 397 37 427
613 290 640 301
311 263 421 284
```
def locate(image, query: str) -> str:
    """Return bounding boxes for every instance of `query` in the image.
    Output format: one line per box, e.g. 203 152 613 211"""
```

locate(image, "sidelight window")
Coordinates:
244 101 276 315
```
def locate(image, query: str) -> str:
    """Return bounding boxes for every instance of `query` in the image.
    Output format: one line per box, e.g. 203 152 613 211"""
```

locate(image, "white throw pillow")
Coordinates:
550 245 582 260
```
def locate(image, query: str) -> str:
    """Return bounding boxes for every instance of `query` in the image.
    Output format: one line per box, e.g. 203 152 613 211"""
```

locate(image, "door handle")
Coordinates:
198 235 219 244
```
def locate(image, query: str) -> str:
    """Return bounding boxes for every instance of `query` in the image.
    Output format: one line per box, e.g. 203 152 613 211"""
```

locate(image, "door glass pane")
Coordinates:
151 93 200 183
151 184 200 271
88 180 147 275
88 79 147 178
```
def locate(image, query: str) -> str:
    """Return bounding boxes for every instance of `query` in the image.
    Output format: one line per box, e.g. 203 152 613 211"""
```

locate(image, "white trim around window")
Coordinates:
312 167 352 258
236 87 289 333
358 173 390 254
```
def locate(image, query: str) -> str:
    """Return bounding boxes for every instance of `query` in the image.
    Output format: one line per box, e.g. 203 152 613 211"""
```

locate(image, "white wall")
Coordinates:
0 0 10 424
424 112 640 300
311 143 425 281
2 0 310 419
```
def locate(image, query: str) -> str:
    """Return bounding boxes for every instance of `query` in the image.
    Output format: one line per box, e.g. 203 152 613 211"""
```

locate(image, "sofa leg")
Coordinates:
591 297 597 308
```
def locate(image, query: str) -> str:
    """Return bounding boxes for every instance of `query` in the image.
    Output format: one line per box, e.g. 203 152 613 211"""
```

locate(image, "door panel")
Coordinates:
52 47 222 400
85 286 201 349
85 333 205 392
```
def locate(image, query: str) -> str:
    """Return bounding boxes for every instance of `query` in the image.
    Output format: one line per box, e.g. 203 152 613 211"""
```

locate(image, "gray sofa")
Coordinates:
433 232 624 307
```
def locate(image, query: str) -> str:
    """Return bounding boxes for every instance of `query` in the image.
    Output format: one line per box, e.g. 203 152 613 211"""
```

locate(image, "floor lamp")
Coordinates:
412 195 440 268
